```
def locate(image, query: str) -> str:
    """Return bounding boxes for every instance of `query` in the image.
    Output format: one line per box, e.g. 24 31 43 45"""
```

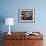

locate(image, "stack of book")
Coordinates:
25 32 38 35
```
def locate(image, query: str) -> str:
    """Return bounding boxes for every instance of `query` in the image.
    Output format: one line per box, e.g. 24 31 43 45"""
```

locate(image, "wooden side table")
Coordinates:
4 32 43 46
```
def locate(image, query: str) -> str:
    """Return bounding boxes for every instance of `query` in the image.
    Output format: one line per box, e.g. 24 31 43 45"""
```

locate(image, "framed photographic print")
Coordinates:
18 9 35 23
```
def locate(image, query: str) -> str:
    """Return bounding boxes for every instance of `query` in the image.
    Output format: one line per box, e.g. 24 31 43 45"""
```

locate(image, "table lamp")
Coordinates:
5 18 14 35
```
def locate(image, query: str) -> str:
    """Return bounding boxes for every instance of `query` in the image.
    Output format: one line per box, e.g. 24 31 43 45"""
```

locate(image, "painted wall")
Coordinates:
0 0 46 33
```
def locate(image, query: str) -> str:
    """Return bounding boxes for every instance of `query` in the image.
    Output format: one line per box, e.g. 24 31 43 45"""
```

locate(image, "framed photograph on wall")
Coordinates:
18 9 35 23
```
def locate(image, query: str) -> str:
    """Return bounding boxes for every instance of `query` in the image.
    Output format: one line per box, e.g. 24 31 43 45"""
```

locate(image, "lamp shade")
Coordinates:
5 18 14 25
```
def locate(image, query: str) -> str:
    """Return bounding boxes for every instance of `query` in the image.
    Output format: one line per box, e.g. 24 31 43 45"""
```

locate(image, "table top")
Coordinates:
4 32 43 40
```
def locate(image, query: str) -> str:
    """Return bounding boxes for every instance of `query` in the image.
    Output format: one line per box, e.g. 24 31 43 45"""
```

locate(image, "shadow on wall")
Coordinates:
0 16 5 46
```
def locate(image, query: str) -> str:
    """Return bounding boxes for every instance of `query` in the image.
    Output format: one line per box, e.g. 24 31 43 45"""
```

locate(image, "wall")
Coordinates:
0 0 46 46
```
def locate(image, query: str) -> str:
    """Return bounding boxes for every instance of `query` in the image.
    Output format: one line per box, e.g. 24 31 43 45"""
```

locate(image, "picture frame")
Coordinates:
18 9 35 23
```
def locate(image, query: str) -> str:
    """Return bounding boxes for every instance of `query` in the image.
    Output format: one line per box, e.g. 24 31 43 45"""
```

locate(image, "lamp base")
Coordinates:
8 32 11 35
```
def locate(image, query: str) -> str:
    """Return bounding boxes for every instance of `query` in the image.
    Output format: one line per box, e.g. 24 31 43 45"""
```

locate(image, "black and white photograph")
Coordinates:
18 9 35 23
